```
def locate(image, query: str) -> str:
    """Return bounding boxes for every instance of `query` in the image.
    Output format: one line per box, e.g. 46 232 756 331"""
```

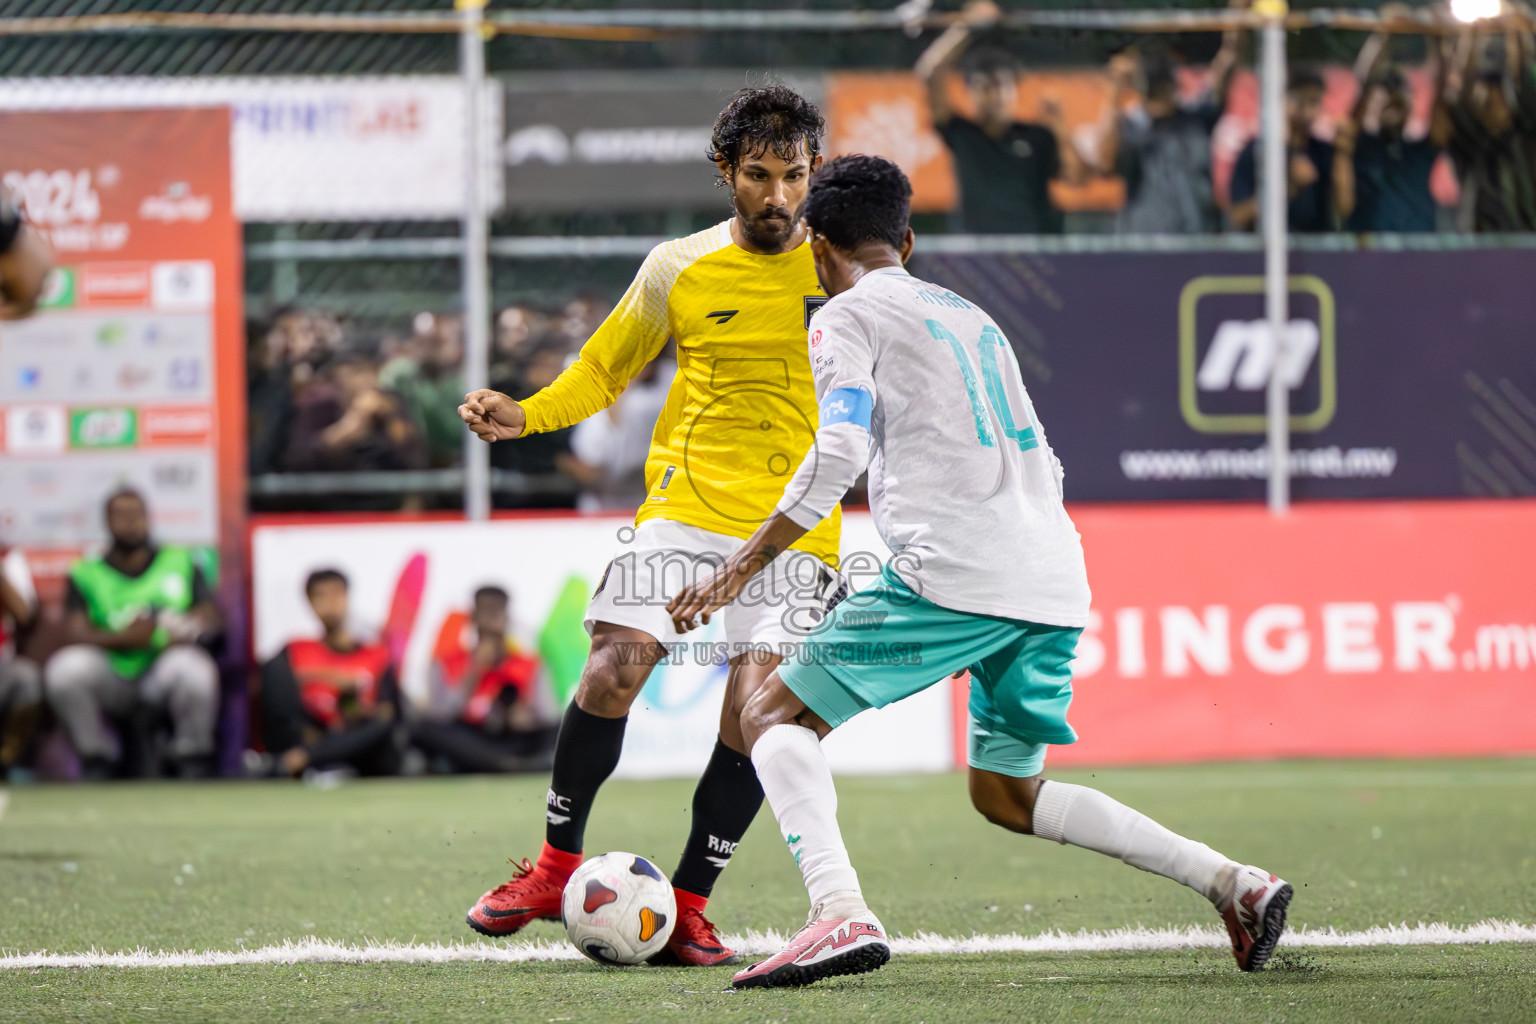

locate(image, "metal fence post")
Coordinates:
1259 0 1290 515
460 0 492 521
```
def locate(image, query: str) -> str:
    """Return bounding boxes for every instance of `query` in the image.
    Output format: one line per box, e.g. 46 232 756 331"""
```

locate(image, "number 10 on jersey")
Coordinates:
927 319 1039 453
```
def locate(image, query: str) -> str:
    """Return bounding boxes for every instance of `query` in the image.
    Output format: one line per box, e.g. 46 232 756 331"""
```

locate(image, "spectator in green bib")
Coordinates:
44 489 223 779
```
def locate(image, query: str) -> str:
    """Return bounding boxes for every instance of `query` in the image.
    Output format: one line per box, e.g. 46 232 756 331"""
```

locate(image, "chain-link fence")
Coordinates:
6 1 1534 515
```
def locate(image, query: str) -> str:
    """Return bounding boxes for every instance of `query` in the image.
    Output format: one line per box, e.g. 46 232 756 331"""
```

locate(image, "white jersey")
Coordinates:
776 266 1090 627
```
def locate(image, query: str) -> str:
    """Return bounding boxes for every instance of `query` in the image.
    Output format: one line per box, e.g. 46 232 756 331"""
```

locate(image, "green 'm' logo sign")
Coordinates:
71 407 138 448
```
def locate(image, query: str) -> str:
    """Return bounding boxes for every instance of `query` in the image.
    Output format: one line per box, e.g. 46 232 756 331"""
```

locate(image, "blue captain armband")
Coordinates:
818 387 873 430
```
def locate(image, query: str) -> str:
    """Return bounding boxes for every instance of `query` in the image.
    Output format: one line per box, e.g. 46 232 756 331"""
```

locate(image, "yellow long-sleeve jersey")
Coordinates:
521 220 841 566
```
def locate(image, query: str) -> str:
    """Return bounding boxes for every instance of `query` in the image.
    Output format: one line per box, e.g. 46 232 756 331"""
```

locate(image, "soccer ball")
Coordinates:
561 851 676 965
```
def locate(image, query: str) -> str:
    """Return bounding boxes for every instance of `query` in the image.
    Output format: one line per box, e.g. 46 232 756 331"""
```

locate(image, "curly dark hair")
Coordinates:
304 567 348 596
963 46 1021 81
803 155 912 251
708 85 825 184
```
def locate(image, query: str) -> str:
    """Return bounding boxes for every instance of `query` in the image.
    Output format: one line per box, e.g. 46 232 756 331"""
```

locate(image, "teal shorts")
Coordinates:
778 566 1081 778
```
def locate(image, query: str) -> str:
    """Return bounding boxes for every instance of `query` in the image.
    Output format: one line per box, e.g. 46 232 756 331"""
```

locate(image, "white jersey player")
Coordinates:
670 155 1292 989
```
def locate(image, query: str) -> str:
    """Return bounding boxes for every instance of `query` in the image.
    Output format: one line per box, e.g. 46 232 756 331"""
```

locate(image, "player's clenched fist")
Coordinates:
458 388 526 442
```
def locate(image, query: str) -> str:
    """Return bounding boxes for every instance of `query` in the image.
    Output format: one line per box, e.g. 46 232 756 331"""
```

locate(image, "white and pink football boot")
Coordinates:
732 910 891 989
1216 864 1293 971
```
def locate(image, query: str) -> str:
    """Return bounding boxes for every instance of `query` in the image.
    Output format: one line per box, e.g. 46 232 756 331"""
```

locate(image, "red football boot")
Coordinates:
648 905 740 967
466 851 575 937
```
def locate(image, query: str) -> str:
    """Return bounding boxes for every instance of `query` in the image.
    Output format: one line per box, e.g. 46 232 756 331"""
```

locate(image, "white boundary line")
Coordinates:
2 920 1531 970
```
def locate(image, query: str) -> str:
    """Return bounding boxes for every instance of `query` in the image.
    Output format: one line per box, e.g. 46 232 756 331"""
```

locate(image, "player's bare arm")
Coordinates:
915 0 1001 127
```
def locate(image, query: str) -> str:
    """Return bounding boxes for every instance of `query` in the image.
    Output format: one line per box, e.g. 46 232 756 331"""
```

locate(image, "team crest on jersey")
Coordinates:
810 326 836 374
804 295 829 328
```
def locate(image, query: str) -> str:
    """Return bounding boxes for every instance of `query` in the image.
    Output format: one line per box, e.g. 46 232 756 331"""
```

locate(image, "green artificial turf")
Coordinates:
2 759 1533 1022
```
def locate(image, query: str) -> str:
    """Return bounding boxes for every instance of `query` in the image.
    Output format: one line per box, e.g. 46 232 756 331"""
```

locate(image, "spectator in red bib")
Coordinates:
410 585 557 773
259 568 402 779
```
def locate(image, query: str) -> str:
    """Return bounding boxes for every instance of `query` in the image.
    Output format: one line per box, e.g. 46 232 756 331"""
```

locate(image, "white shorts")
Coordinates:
585 519 846 658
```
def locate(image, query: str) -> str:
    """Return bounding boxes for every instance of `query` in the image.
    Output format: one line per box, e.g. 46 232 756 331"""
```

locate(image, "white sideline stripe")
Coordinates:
0 788 9 824
2 920 1532 970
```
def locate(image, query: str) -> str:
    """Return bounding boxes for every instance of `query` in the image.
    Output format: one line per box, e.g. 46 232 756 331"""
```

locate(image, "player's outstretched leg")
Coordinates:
466 625 664 937
731 689 891 989
649 656 773 967
972 771 1293 972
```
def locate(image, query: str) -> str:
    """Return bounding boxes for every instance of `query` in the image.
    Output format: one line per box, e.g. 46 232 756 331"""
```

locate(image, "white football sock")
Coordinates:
751 724 866 918
1031 780 1235 903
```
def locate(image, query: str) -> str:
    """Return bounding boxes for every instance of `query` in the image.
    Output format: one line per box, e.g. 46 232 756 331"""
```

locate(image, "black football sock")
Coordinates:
544 702 628 855
670 739 765 899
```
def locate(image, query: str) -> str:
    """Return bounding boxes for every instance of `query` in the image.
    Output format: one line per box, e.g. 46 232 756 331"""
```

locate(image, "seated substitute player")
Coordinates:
669 155 1293 989
46 488 223 779
410 585 557 773
456 85 847 966
258 569 403 779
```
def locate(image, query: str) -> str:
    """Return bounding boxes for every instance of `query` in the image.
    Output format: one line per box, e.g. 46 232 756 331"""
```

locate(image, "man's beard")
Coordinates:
733 193 799 251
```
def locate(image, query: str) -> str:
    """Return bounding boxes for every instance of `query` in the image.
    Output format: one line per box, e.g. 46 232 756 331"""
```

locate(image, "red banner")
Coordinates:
0 108 244 600
956 500 1536 766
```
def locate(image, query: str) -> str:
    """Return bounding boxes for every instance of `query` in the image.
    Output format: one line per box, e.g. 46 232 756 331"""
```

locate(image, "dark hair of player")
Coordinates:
708 85 825 183
1137 41 1179 98
803 155 913 252
1288 65 1326 95
104 486 146 515
305 568 348 596
474 585 509 606
964 46 1021 82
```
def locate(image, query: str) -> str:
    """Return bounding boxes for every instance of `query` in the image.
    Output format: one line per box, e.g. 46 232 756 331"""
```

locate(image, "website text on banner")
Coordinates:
0 109 244 593
910 249 1536 502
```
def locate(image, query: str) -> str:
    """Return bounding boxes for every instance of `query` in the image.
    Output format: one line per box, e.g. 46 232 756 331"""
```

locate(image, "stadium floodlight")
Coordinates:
1450 0 1502 23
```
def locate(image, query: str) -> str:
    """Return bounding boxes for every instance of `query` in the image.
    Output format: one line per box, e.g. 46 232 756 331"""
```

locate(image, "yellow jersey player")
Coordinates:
458 86 843 966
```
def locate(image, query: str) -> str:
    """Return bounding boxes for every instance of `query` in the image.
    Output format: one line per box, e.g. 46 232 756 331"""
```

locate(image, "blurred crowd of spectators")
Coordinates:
924 0 1536 236
245 11 1536 510
247 295 677 511
0 489 558 783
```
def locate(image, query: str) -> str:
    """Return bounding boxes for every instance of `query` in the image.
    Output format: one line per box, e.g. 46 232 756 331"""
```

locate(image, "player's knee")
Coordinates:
723 657 778 724
737 693 771 752
738 674 799 753
2 658 42 707
44 645 107 702
969 770 1042 835
576 634 662 714
971 789 1031 833
159 645 218 702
